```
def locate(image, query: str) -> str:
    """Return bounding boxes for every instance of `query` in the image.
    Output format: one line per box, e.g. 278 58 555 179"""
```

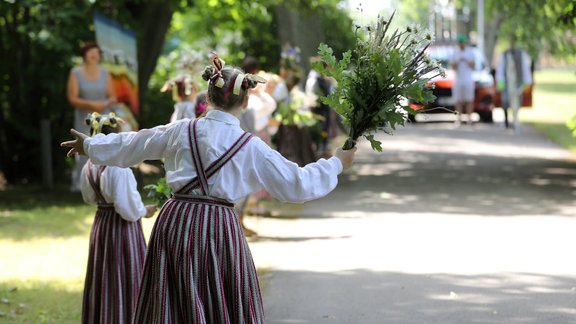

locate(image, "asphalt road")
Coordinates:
246 116 576 324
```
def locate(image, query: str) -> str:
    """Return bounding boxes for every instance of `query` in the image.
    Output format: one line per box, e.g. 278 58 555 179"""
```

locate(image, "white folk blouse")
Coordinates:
84 109 343 204
80 163 147 222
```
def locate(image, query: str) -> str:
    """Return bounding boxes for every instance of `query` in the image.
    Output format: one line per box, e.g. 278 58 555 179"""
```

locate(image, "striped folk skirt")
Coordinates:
133 195 265 323
82 206 147 324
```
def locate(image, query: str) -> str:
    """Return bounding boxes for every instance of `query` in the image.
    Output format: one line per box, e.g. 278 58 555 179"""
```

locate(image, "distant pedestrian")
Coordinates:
495 41 532 130
450 34 475 126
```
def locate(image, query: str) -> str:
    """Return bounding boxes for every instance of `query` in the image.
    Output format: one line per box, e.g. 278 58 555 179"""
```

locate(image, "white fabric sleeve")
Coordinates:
79 164 97 205
106 167 147 222
84 120 183 168
521 52 532 85
183 101 196 119
250 140 343 203
495 53 505 84
272 82 289 102
450 51 458 66
258 91 277 116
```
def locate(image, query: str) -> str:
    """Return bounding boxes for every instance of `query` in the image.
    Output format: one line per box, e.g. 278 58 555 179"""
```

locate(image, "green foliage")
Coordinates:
160 0 355 75
275 90 322 127
139 83 174 129
488 0 576 60
0 1 95 184
567 115 576 137
166 0 280 70
0 0 188 185
314 13 443 151
144 177 171 207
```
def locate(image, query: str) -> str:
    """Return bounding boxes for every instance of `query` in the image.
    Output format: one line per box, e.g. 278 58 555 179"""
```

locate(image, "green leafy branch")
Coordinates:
144 177 172 207
313 12 444 151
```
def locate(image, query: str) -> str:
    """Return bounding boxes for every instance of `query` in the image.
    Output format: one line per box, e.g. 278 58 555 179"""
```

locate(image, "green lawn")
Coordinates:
0 185 156 323
520 69 576 152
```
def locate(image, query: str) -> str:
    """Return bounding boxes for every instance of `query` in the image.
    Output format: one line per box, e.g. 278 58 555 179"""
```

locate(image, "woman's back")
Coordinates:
85 109 342 204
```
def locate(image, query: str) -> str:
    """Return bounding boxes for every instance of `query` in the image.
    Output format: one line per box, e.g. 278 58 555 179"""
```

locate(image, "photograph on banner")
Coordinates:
94 12 139 131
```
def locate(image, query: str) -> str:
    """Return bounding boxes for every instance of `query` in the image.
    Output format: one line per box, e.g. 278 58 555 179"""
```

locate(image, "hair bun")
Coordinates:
202 66 215 81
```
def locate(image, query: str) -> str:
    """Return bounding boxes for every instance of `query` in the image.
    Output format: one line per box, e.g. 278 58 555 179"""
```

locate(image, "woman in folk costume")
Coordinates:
162 74 201 122
162 49 209 122
62 53 356 323
79 112 157 324
162 77 210 122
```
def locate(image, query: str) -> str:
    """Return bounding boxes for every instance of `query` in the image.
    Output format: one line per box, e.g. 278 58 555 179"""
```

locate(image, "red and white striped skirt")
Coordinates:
82 206 147 324
133 194 265 323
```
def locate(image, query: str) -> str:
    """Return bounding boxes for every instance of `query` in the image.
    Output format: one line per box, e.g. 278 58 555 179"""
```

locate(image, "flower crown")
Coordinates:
85 112 124 136
280 44 301 70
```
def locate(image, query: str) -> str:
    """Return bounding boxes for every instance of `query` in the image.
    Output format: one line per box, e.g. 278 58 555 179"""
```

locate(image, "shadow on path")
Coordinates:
263 269 576 324
299 123 576 218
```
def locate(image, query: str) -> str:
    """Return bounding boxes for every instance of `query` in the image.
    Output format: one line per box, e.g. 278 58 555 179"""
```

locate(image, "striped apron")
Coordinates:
82 162 147 324
133 119 265 323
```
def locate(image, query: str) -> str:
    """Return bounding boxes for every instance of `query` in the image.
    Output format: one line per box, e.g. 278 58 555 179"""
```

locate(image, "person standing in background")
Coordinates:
161 74 201 122
67 41 117 192
450 34 476 126
161 49 208 122
495 41 532 131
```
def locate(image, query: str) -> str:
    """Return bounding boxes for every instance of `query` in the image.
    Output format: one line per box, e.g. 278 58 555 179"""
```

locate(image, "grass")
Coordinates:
519 69 576 153
0 185 156 323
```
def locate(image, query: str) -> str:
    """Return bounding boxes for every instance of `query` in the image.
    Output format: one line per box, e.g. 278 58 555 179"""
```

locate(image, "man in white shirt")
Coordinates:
451 34 476 126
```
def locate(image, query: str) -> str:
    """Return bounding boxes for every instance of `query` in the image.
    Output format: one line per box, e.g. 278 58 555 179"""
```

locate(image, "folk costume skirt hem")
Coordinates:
82 208 147 324
133 196 265 324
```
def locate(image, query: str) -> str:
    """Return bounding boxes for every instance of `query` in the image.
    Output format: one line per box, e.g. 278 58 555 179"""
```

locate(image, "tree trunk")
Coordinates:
484 10 504 67
274 4 326 74
127 2 175 117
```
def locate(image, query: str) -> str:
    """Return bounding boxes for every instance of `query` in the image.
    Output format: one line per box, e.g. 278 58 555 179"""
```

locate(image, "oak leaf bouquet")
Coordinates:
313 12 445 151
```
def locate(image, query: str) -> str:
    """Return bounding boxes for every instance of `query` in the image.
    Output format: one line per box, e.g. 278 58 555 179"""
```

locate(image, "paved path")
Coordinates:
246 119 576 324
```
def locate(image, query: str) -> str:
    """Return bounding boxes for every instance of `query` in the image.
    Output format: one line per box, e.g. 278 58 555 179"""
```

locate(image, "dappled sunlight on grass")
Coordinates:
0 205 94 241
519 69 576 153
0 279 83 323
0 236 88 281
0 185 159 322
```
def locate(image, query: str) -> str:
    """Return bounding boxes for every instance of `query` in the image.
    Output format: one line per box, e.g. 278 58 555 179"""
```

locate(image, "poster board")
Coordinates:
94 12 139 131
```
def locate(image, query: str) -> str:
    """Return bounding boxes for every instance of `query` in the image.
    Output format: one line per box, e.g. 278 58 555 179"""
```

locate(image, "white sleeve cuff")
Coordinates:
83 137 92 156
329 156 343 174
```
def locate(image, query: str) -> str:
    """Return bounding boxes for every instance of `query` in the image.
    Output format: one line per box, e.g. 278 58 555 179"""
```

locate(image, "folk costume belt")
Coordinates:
97 204 115 211
172 193 234 208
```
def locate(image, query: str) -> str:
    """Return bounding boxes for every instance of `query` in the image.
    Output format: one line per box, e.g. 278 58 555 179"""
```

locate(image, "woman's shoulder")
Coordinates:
99 66 111 78
70 66 82 76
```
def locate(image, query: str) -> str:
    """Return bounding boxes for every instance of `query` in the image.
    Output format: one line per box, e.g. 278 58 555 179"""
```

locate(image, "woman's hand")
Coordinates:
335 146 357 170
92 100 109 112
60 129 88 157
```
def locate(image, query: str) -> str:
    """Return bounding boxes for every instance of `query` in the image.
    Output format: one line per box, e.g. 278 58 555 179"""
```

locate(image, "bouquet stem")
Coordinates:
343 137 357 150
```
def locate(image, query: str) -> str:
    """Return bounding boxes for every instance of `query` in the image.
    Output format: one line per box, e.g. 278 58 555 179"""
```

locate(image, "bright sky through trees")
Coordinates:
347 0 393 23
